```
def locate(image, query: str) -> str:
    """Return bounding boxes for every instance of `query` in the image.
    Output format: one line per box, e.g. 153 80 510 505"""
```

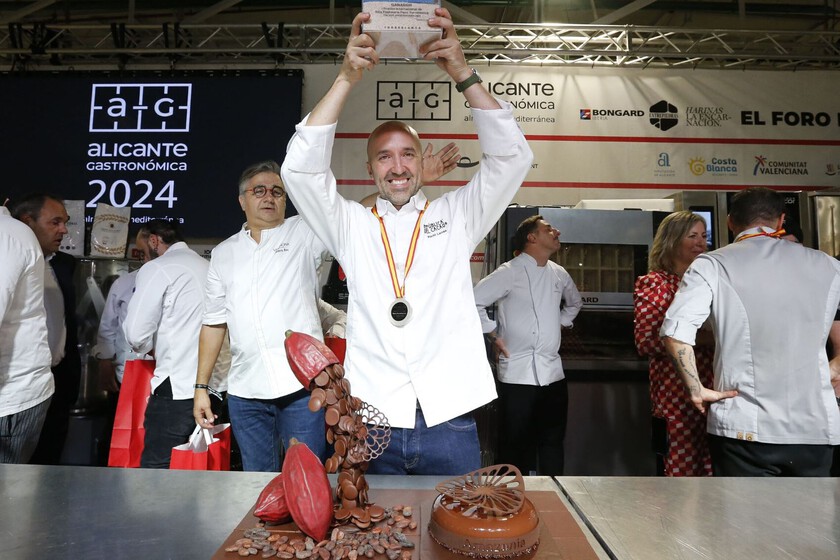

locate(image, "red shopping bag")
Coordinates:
170 423 231 471
107 359 155 468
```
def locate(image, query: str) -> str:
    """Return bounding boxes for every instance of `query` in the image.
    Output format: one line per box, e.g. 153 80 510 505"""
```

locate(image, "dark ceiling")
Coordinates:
2 1 839 70
0 1 837 30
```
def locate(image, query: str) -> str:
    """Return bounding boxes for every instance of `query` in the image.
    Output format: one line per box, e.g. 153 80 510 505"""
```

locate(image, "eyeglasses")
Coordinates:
244 185 285 198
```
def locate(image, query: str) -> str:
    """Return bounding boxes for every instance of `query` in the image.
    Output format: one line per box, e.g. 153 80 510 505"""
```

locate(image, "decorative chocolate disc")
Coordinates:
435 464 525 517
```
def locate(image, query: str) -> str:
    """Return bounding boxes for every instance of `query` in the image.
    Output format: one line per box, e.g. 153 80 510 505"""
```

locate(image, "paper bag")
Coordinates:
107 359 155 468
170 423 231 471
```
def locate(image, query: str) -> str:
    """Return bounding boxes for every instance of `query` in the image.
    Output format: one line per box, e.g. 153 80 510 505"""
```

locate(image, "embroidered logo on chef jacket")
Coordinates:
423 219 448 239
273 242 291 254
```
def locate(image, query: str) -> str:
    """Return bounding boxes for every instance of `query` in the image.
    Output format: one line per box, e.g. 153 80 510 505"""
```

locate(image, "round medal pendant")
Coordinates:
389 298 412 327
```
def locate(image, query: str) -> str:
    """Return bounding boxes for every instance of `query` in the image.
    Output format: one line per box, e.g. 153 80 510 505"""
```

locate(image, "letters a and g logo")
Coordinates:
376 81 451 121
89 83 192 132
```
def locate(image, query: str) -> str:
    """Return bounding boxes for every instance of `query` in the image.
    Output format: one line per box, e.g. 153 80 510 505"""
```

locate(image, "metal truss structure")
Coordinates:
2 22 840 72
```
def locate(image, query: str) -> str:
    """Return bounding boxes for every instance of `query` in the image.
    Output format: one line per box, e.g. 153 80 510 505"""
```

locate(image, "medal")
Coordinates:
389 298 412 327
373 200 429 328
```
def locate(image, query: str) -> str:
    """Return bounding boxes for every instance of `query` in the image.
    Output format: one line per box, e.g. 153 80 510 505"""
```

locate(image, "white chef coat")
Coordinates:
42 255 66 367
123 242 209 400
281 100 534 428
203 217 326 399
93 270 151 383
474 252 582 386
0 206 53 417
662 227 840 445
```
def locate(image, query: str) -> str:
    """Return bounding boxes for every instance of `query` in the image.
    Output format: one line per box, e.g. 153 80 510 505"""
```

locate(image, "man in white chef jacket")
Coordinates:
281 8 533 474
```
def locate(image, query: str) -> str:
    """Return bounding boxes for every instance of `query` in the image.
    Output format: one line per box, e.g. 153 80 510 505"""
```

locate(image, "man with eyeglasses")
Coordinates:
191 161 332 472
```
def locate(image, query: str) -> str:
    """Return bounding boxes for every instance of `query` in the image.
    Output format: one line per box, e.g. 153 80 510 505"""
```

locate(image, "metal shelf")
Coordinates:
2 22 840 71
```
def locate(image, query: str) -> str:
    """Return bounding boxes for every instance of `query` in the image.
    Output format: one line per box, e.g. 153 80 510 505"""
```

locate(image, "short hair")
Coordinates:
238 161 282 195
512 215 544 254
728 187 785 230
134 224 151 241
366 121 422 162
648 211 707 273
10 193 63 221
145 219 184 245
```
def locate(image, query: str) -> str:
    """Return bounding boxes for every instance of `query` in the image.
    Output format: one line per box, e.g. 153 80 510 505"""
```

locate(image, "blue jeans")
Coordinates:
367 409 481 475
228 390 326 472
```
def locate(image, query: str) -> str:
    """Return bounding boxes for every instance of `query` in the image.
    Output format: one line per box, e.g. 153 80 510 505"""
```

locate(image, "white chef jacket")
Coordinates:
93 270 151 383
281 100 534 428
0 206 54 417
474 253 582 386
203 217 326 399
123 242 209 400
662 227 840 445
42 255 66 367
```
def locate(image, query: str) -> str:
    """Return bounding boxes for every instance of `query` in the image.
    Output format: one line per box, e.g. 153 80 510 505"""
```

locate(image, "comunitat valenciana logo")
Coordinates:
649 100 679 131
753 155 809 176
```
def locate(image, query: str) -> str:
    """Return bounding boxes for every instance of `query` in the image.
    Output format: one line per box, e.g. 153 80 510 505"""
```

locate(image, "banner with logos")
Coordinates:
294 65 840 206
0 71 303 240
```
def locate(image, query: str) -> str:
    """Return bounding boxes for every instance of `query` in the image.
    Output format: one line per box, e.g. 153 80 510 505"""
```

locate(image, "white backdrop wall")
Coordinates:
290 64 840 208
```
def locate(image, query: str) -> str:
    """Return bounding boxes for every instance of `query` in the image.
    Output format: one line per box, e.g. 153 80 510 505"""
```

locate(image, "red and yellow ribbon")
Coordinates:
736 228 786 242
371 200 429 298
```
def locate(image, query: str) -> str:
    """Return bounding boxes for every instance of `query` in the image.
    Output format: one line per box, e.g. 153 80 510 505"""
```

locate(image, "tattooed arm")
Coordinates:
664 336 738 413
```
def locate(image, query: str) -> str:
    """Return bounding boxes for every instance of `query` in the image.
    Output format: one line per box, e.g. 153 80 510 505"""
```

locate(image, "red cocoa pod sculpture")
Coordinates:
282 439 333 542
253 472 291 523
284 330 339 390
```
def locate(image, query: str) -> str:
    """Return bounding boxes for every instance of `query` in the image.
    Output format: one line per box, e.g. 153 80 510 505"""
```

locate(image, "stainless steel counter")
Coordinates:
559 477 840 560
0 465 605 559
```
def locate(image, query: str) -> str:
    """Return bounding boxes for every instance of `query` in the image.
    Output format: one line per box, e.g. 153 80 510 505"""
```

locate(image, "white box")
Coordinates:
362 1 442 59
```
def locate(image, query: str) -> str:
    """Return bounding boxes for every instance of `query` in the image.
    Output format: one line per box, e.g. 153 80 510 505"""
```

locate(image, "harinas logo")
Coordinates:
376 81 451 121
423 219 448 236
89 83 192 132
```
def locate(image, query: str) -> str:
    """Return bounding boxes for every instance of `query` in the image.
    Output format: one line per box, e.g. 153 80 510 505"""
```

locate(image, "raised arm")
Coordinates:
306 12 377 127
421 8 499 110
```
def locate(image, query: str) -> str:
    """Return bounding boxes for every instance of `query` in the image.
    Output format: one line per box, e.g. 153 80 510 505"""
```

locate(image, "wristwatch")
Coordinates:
455 68 482 93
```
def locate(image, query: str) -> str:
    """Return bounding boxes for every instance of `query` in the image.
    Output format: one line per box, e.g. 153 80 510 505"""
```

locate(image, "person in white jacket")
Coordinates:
281 7 533 475
474 215 582 475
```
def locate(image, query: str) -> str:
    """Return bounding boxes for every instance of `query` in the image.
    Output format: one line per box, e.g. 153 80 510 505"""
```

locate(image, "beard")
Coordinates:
376 174 420 209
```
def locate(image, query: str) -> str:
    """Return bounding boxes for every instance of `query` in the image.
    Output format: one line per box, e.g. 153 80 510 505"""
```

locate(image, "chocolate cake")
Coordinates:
428 465 540 558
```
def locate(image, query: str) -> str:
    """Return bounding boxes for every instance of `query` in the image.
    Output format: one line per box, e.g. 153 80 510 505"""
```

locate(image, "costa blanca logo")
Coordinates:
649 100 679 131
89 84 192 132
753 155 809 176
690 156 738 176
376 81 451 121
689 157 706 176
